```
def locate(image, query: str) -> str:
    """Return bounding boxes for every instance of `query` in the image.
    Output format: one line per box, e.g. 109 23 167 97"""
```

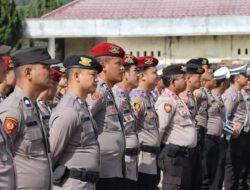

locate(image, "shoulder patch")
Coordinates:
3 117 18 135
132 100 143 112
164 103 172 113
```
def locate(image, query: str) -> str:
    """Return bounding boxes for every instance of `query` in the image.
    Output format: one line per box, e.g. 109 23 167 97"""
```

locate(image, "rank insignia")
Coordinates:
3 117 18 135
79 57 92 67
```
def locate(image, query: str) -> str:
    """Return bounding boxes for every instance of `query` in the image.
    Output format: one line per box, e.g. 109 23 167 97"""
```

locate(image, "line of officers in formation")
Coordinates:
0 41 249 190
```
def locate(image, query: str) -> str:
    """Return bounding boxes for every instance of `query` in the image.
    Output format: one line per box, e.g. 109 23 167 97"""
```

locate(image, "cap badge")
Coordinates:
202 59 207 65
109 46 120 54
145 58 153 65
79 57 92 67
124 55 134 64
181 66 187 72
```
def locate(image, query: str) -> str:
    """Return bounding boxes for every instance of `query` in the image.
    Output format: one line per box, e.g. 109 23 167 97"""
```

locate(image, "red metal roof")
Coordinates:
42 0 250 19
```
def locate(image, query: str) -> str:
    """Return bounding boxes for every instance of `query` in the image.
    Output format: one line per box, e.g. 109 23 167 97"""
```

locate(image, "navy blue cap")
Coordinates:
63 55 103 74
11 47 60 67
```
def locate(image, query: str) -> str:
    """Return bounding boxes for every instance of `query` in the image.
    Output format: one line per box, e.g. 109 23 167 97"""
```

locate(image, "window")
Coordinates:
151 51 154 56
245 48 248 55
144 51 147 56
238 48 241 55
158 51 161 57
137 51 140 56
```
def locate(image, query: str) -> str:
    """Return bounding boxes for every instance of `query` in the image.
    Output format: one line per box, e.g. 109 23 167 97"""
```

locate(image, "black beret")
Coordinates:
0 43 11 55
162 64 186 77
63 55 103 74
11 47 60 67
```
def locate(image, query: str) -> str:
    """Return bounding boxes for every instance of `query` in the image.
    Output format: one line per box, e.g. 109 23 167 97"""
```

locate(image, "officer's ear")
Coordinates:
24 65 32 80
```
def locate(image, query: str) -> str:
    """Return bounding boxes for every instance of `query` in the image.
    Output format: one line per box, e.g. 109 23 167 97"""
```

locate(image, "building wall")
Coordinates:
62 35 250 64
64 38 107 57
109 35 250 64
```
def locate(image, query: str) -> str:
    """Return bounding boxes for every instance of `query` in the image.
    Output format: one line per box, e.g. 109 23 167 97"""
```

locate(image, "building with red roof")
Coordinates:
24 0 250 64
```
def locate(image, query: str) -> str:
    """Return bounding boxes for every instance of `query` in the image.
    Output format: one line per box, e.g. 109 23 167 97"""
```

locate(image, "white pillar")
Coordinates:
48 38 55 58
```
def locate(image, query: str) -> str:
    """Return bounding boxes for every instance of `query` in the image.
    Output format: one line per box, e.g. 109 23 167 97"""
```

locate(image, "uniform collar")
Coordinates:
114 84 130 97
14 85 33 107
67 91 85 105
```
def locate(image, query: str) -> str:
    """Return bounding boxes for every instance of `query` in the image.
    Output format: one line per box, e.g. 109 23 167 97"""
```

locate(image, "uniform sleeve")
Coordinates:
155 98 175 142
0 108 22 142
49 108 78 166
223 94 236 120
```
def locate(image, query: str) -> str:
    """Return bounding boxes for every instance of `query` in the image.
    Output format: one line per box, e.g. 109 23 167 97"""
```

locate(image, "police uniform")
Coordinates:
155 64 197 190
222 65 248 190
49 55 102 190
201 67 230 190
0 45 16 190
37 65 65 131
179 60 205 190
129 56 160 190
87 42 125 190
239 87 250 189
0 47 59 189
112 54 140 190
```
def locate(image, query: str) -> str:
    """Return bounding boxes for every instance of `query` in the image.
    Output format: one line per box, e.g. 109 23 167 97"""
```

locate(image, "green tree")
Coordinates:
23 0 64 18
0 0 23 49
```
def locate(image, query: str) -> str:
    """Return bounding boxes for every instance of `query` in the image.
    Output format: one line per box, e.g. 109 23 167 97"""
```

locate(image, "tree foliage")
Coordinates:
0 0 23 49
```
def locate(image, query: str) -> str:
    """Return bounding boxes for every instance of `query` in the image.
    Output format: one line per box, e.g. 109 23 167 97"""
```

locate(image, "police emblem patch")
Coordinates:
3 117 18 135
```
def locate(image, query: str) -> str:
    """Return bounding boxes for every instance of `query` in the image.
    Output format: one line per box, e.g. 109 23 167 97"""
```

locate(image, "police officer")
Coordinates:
155 64 197 190
37 65 65 132
179 59 205 190
239 80 250 190
151 64 166 103
112 54 140 190
194 64 215 150
201 67 230 190
49 55 102 190
0 47 59 189
52 65 67 108
129 56 160 190
0 55 15 102
0 46 16 190
87 42 125 190
223 64 248 190
0 43 11 56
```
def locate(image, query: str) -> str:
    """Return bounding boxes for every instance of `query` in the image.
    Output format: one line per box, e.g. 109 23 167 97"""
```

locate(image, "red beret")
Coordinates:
137 56 158 68
123 54 138 66
2 55 14 70
90 42 125 58
50 67 64 82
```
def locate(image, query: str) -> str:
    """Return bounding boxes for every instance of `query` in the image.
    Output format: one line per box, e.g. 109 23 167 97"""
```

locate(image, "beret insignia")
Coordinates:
109 46 120 54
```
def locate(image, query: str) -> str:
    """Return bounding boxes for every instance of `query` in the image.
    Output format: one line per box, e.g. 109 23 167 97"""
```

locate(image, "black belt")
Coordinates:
68 168 99 183
206 134 221 143
164 143 192 158
125 147 140 156
140 145 160 155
